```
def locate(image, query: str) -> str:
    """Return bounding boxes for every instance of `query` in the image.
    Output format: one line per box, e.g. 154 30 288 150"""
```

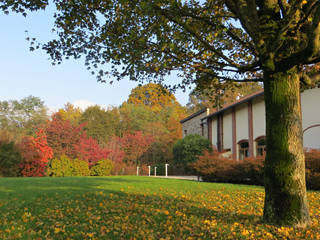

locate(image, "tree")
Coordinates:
187 82 263 113
57 103 82 125
74 133 110 167
127 83 178 112
80 105 120 144
2 0 320 226
119 103 156 135
0 96 48 139
0 141 21 177
46 113 85 158
118 131 154 165
123 85 187 165
18 129 53 177
173 134 212 168
104 136 125 164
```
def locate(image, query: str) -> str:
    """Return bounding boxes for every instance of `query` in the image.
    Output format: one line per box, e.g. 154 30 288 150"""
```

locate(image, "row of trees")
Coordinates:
0 83 187 177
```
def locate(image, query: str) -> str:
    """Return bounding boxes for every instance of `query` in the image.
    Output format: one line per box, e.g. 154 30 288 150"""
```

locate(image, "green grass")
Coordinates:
0 176 319 239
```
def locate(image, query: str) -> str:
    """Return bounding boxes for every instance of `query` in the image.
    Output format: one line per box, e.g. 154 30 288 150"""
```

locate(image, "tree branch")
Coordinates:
173 9 258 55
225 0 261 51
152 5 240 69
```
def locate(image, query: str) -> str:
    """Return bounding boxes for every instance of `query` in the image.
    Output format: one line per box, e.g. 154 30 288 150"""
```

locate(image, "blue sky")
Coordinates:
0 8 191 112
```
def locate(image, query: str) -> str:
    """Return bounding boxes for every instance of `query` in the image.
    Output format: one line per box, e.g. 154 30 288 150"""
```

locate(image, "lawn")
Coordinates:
0 177 319 239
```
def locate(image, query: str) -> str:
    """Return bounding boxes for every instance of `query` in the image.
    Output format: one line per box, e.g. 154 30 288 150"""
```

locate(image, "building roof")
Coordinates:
180 107 209 123
201 89 264 121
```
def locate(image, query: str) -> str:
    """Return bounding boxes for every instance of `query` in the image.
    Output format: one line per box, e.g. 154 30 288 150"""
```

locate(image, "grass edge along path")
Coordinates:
0 176 319 239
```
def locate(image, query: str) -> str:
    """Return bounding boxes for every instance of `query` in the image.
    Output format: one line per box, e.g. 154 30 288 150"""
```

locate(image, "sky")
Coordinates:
0 8 191 112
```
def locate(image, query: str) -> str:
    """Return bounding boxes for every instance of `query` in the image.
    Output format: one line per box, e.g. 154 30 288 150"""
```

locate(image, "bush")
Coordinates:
190 149 320 189
189 150 264 185
72 158 91 176
47 155 90 176
305 149 320 190
0 141 21 177
173 134 212 173
90 159 113 176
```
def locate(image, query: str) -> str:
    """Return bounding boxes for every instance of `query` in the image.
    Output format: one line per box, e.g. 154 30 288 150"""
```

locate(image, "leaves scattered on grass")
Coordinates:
0 177 320 239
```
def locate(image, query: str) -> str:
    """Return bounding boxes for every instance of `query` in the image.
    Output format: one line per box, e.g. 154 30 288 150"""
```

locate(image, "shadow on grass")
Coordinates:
0 177 261 231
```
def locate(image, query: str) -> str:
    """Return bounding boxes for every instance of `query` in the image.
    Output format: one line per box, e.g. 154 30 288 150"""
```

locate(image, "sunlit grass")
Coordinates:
0 176 319 239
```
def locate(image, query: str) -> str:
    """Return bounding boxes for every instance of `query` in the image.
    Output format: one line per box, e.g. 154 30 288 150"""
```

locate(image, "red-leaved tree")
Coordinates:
74 133 110 167
119 131 153 165
46 113 85 159
105 136 125 164
19 129 53 177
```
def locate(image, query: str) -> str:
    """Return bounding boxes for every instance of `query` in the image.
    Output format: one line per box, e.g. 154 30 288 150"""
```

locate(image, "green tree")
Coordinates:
2 0 320 226
0 141 21 177
57 103 82 125
80 105 120 143
173 134 212 170
0 96 48 139
119 103 156 135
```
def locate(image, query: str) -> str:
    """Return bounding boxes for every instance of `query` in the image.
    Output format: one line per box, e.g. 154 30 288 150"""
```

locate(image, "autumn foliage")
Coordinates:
118 131 153 165
19 129 53 177
190 149 320 190
190 151 264 185
0 84 187 177
74 133 110 167
46 113 84 159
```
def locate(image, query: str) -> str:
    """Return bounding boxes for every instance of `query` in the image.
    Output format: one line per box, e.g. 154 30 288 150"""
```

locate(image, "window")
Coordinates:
238 140 249 160
256 137 266 156
184 129 187 136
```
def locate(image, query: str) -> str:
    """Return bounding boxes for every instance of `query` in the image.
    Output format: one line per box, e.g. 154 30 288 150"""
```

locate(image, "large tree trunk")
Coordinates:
263 67 311 227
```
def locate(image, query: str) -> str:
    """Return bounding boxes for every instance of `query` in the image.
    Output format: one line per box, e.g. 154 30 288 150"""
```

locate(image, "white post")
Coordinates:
154 167 157 176
165 163 169 177
137 166 140 176
148 166 151 176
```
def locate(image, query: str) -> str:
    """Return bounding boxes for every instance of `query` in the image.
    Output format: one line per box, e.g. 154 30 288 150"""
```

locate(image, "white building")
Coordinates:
181 88 320 160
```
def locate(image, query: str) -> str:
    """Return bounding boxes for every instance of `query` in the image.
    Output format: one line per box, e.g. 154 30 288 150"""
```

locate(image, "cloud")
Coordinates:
73 99 97 111
47 106 58 115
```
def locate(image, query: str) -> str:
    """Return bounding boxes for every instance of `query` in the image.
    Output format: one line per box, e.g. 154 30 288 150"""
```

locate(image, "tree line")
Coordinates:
0 83 187 177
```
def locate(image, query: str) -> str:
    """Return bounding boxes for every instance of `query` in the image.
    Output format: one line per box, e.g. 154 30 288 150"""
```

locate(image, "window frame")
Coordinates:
238 139 249 160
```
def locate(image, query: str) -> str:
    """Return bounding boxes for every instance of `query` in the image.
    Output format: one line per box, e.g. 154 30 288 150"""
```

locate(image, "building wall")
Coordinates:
223 109 233 151
202 121 209 139
181 110 208 137
235 104 249 143
212 117 218 147
252 96 266 156
301 88 320 149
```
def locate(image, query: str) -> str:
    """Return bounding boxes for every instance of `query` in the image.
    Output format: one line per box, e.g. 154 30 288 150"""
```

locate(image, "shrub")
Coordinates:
305 149 320 190
72 158 91 176
47 155 72 176
189 150 264 185
0 141 21 177
191 149 320 189
47 155 90 176
90 159 113 176
173 134 212 173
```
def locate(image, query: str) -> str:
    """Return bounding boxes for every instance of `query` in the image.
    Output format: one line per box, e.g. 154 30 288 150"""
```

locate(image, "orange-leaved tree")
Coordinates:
19 129 53 177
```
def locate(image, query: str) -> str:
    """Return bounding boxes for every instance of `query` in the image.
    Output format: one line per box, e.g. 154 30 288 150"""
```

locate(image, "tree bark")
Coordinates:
263 67 311 227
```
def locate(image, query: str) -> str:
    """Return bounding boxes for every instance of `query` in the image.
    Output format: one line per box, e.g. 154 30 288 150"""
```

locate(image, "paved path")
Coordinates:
151 176 201 181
